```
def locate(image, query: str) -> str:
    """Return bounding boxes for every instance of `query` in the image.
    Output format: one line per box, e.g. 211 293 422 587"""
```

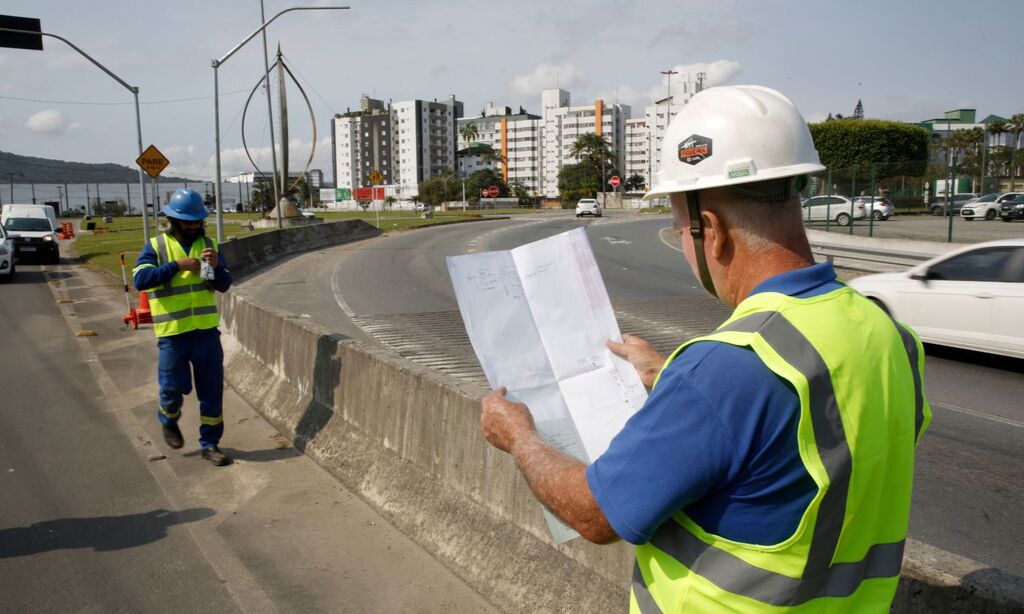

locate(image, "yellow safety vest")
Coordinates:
133 233 220 338
630 286 930 613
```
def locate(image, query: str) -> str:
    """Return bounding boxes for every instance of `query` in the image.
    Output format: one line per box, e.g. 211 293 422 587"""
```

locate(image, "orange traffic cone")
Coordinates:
136 291 153 325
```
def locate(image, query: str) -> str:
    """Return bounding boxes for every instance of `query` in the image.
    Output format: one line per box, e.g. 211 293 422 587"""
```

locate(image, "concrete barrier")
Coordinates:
219 219 382 278
219 295 630 613
218 222 1024 613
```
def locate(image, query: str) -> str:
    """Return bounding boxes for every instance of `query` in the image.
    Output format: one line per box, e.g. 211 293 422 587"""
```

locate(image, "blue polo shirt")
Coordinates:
586 263 843 546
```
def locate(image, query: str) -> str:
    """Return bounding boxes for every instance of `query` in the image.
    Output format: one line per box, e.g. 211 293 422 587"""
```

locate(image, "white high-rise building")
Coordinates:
393 95 464 197
539 88 630 200
332 96 395 193
624 118 649 189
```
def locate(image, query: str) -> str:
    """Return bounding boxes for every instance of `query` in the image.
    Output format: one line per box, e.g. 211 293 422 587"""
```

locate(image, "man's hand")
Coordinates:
201 247 219 268
175 257 201 273
481 386 536 454
607 334 666 388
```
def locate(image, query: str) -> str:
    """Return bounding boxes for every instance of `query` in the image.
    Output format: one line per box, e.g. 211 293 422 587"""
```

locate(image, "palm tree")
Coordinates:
985 119 1008 190
625 173 645 192
1006 114 1024 191
570 133 618 190
459 123 479 148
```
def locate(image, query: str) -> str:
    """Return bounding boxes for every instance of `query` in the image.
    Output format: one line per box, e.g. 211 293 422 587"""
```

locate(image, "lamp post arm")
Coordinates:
215 6 349 67
0 28 137 93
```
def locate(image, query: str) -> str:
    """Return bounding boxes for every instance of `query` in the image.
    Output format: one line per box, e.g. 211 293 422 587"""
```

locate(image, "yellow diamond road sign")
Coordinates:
136 144 170 179
369 170 383 185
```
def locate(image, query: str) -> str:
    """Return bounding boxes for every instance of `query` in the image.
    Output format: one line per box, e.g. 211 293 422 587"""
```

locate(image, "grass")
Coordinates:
71 211 492 280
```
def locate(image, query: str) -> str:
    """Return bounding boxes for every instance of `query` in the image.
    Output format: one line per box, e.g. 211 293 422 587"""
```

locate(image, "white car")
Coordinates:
0 223 14 281
849 239 1024 358
575 198 602 218
800 196 866 226
853 196 895 221
960 192 1022 221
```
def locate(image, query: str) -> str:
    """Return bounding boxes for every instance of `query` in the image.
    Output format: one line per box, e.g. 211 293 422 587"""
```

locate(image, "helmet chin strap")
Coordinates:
686 191 718 298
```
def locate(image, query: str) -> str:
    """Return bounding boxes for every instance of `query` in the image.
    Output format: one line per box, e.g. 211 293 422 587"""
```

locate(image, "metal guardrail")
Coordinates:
809 241 932 272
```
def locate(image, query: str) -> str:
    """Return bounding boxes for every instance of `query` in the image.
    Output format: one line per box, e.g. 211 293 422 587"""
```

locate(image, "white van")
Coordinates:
1 204 60 264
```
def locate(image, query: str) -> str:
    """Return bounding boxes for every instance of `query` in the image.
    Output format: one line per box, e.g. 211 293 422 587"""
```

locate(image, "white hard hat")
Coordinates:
644 85 825 200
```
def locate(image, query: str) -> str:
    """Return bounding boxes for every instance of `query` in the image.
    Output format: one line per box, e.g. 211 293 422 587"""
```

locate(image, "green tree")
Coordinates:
570 133 618 187
986 119 1009 182
418 169 461 206
808 119 929 179
1006 113 1024 191
464 168 507 205
625 173 645 191
558 162 600 204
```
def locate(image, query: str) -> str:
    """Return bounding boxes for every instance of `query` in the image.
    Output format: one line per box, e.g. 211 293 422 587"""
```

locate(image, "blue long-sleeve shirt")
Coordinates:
133 233 232 293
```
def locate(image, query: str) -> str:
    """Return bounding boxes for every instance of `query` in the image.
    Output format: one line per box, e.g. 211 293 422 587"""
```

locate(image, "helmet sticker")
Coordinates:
678 134 712 165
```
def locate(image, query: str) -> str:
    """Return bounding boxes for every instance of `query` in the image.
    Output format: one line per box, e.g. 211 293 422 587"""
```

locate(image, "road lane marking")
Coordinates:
602 236 632 245
330 259 357 318
659 226 682 252
931 400 1024 430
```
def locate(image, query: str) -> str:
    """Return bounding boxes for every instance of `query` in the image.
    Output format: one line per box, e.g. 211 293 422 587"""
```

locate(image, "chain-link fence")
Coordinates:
800 165 1024 244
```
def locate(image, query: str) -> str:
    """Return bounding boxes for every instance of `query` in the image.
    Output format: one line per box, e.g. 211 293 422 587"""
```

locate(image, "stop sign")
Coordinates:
610 175 621 188
487 185 500 198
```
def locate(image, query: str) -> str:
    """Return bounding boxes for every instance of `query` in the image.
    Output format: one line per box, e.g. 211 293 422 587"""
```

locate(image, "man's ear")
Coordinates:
701 209 728 260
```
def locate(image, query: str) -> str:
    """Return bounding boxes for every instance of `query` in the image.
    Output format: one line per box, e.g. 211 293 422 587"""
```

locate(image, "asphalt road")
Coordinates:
239 209 1024 577
0 267 238 612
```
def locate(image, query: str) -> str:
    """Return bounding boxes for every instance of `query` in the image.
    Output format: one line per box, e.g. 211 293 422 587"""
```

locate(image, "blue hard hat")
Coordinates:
162 188 209 221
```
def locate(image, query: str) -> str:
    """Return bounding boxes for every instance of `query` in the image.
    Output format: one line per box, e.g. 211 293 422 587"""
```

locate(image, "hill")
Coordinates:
0 150 194 183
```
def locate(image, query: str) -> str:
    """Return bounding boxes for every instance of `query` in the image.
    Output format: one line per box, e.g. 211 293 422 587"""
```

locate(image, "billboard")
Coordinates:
353 187 385 201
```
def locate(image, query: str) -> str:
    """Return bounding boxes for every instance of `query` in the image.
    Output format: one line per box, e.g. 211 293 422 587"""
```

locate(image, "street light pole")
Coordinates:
212 6 350 243
260 0 281 218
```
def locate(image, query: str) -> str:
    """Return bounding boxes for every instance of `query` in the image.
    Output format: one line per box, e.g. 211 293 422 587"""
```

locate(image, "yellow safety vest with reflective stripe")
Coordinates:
133 233 220 338
630 286 930 613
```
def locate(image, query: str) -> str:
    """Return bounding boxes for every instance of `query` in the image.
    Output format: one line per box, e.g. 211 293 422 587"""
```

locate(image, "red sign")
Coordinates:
610 175 621 188
487 185 500 198
353 187 385 200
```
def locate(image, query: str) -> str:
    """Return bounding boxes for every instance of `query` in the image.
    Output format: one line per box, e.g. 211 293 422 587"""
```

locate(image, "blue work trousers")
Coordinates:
157 328 224 449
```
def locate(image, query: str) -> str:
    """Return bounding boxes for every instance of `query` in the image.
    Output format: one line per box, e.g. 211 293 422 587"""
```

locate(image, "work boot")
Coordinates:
162 423 184 449
201 446 233 467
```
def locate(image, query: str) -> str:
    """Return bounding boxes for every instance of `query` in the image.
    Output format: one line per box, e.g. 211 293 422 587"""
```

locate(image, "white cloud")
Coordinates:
593 85 646 111
509 63 586 98
646 60 743 102
26 109 71 135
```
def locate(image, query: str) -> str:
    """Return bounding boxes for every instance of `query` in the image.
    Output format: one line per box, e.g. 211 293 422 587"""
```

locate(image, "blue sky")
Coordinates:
1 0 1021 180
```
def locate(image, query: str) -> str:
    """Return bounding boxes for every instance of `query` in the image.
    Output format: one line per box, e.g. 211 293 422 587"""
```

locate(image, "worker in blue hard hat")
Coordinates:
133 188 234 466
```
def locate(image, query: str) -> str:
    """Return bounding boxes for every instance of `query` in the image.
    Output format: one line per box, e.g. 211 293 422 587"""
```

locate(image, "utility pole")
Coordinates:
260 0 281 218
660 69 678 118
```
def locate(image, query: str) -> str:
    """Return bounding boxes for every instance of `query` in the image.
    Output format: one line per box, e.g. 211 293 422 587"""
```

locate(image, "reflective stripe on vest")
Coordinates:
148 233 219 337
632 292 928 612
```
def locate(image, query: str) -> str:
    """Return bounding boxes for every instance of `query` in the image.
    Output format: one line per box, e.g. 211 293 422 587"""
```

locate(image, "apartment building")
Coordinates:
624 118 649 188
539 88 630 199
457 102 542 194
332 94 463 199
393 95 464 197
332 96 395 194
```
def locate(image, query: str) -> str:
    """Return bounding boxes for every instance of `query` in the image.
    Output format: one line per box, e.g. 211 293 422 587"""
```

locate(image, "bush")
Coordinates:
809 120 930 179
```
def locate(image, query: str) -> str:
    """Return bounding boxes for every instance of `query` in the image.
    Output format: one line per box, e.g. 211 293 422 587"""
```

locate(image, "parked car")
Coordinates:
1 203 60 264
415 202 430 212
929 193 978 216
800 196 866 226
849 239 1024 358
853 196 895 221
575 198 602 218
960 192 1021 221
999 194 1024 222
0 223 14 282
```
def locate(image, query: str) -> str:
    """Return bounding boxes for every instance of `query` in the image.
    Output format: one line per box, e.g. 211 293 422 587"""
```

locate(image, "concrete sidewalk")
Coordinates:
41 260 499 614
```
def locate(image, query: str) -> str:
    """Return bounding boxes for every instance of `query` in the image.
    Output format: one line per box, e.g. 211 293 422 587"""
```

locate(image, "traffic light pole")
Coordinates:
0 27 151 242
